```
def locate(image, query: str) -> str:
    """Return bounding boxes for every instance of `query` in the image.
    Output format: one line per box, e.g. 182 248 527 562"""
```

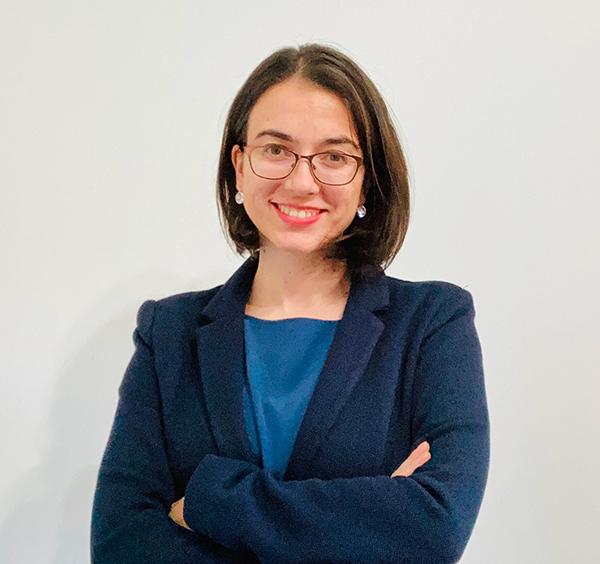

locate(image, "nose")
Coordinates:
287 156 320 193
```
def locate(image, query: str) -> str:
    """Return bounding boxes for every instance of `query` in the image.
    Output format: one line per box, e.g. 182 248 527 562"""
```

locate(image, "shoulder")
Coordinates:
133 285 223 344
383 273 477 329
385 273 474 305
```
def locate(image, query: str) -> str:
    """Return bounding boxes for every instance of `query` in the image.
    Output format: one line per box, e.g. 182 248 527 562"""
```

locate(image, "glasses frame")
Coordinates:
242 143 364 187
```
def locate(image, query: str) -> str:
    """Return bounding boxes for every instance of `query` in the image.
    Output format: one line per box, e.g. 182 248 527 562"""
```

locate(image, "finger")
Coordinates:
403 456 427 476
405 442 430 466
412 441 430 453
391 445 432 477
411 447 431 465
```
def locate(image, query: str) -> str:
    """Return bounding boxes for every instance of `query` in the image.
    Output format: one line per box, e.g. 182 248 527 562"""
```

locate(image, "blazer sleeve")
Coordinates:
182 288 491 564
90 299 252 564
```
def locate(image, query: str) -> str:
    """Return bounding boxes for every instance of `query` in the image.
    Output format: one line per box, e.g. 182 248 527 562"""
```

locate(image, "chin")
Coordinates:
263 236 324 256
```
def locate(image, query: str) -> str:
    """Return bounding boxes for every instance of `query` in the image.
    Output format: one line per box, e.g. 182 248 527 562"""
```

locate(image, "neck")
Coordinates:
246 247 350 314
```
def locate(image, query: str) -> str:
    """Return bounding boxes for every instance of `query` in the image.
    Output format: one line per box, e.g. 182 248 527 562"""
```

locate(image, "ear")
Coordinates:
358 169 369 207
359 188 366 207
231 144 245 188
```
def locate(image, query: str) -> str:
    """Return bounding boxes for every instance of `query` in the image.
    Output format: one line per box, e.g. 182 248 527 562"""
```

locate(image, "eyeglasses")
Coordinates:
243 143 363 186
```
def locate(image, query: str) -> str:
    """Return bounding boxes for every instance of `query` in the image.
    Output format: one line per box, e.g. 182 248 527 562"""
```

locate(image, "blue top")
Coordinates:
242 314 339 479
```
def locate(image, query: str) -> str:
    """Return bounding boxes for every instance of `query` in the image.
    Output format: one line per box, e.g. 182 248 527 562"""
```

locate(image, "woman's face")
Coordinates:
231 76 365 259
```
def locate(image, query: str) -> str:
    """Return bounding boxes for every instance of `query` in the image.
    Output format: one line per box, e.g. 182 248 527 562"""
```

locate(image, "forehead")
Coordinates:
246 77 359 145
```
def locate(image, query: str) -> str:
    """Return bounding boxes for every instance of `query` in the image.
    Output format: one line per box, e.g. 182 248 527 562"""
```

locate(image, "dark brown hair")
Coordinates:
216 43 410 278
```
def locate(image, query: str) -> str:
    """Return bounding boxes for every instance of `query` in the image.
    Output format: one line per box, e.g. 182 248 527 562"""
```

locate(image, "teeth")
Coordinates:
278 204 320 219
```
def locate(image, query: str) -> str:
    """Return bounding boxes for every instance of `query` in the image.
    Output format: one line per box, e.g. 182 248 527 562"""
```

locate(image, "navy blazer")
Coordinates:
91 256 490 563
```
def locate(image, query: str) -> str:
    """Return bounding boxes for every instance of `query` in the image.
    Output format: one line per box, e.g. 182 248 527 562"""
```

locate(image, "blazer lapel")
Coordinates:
195 257 259 461
284 266 390 479
195 256 390 478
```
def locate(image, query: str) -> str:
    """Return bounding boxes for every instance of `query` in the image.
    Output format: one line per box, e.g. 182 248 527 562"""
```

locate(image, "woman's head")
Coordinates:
216 43 410 277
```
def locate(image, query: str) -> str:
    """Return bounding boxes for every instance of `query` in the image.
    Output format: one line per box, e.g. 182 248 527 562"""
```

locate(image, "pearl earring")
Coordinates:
235 190 244 204
356 205 366 219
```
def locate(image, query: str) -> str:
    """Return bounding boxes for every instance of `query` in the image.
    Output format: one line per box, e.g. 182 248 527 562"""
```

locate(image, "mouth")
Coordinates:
271 201 325 212
270 202 326 225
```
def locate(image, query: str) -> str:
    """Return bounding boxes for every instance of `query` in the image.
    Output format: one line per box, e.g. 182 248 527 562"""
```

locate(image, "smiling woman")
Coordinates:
218 48 410 281
91 43 490 564
229 76 368 264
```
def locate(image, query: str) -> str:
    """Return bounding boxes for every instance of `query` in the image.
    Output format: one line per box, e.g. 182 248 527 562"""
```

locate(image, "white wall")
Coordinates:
1 1 598 562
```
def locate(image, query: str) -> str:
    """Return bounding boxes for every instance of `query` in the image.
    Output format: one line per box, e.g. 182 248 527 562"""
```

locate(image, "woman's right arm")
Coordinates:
90 300 253 564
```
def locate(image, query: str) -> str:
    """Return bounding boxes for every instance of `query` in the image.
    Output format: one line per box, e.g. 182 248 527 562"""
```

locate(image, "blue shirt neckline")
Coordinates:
244 314 340 323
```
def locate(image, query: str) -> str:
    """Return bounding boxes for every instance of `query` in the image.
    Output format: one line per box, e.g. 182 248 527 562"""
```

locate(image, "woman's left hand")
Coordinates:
169 496 192 531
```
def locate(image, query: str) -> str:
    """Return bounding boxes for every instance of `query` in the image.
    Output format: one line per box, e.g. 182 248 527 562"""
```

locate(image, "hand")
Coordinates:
390 441 431 478
168 496 192 531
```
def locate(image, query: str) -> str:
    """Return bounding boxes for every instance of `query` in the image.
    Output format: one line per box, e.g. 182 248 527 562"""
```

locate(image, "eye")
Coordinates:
317 151 351 168
264 143 286 156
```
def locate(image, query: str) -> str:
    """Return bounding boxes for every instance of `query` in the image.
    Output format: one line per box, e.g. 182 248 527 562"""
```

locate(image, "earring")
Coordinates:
356 205 366 219
235 190 244 204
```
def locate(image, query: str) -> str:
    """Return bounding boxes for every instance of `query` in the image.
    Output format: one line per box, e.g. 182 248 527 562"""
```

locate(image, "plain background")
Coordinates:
1 1 598 562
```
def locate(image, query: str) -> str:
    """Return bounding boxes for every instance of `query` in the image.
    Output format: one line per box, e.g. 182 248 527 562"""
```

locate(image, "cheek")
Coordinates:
333 189 363 215
243 182 280 220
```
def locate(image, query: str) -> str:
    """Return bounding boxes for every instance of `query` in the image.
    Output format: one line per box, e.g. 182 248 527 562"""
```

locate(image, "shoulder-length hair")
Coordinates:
216 43 410 278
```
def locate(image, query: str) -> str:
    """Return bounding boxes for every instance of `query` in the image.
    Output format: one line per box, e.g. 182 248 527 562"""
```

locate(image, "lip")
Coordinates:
271 202 325 225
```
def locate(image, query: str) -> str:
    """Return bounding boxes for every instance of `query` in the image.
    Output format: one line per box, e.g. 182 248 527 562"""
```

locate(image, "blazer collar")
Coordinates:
195 256 390 479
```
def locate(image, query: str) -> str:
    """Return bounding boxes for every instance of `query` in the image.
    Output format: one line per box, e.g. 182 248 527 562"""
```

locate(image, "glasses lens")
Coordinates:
251 145 296 179
312 152 358 185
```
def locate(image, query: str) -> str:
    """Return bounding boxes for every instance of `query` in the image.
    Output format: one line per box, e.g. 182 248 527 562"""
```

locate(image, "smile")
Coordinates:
277 204 320 218
271 202 325 225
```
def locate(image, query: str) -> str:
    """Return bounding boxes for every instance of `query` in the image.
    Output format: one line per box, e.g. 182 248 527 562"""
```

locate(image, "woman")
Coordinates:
91 43 490 563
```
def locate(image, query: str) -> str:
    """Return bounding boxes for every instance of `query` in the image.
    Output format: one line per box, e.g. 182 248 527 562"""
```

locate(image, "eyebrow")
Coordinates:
253 129 361 153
